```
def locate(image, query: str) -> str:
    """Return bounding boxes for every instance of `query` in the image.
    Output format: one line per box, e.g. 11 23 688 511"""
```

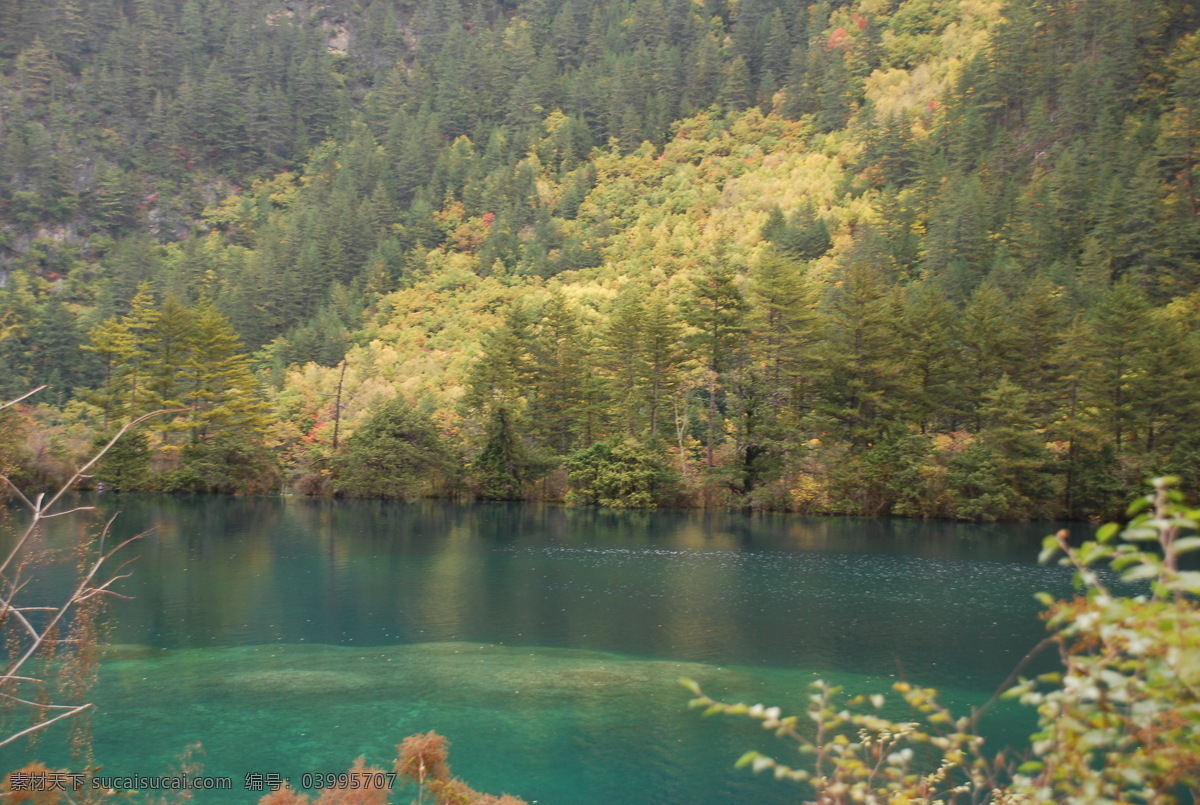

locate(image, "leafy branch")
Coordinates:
686 477 1200 804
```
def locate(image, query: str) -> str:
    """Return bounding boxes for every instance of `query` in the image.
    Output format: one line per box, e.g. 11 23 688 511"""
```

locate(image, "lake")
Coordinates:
2 496 1085 803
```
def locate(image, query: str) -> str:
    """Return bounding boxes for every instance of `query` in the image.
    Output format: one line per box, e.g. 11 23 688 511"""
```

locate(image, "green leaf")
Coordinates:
1127 497 1152 516
734 751 760 769
1111 553 1143 572
1096 522 1120 543
1169 571 1200 594
1176 648 1200 686
1039 534 1060 564
1121 563 1160 583
1017 761 1045 774
1172 536 1200 555
1123 527 1159 542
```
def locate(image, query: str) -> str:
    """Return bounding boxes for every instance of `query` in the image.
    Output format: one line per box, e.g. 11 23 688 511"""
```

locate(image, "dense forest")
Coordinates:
1 0 1198 519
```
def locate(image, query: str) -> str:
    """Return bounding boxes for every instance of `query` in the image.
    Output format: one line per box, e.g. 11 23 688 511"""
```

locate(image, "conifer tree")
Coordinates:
948 375 1055 520
816 263 904 446
639 289 685 441
685 261 748 465
720 55 754 111
1079 281 1157 453
527 291 601 454
603 285 650 436
957 283 1021 428
472 405 537 500
748 249 821 421
900 283 960 434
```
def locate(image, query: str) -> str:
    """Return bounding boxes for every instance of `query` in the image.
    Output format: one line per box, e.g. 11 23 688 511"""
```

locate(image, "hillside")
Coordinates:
2 0 1199 518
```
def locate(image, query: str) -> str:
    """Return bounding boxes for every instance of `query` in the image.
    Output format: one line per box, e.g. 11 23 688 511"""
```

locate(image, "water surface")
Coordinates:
3 497 1081 803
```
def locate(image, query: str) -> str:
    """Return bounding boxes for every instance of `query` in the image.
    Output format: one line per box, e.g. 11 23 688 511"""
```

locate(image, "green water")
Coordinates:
3 497 1081 803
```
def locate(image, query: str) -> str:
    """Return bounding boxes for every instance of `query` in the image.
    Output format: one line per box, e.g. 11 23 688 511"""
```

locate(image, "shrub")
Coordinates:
333 398 456 500
257 732 527 805
566 437 676 508
686 477 1200 803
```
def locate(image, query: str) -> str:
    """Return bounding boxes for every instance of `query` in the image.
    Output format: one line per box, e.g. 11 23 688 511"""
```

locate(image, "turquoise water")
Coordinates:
3 497 1081 803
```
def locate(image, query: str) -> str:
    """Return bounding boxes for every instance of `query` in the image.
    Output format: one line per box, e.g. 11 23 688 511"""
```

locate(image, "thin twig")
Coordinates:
0 386 46 412
0 703 93 749
970 637 1055 732
0 402 175 749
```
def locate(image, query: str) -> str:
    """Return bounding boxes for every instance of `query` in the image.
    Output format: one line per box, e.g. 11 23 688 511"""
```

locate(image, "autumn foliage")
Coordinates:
258 733 526 805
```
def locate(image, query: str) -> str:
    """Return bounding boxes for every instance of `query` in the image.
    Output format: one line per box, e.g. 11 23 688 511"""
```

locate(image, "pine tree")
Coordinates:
639 289 685 441
472 405 537 500
748 249 821 420
603 285 650 436
14 38 61 109
900 283 960 434
465 302 537 417
1079 281 1157 453
527 291 600 454
182 301 275 444
720 55 754 112
957 283 1021 428
817 263 904 446
685 261 748 465
948 376 1055 520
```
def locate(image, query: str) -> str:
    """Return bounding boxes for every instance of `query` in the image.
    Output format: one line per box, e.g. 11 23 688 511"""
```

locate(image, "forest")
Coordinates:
1 0 1199 520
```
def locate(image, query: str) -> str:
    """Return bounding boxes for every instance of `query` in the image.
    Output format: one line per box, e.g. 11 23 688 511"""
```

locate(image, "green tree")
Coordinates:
527 292 604 454
720 55 753 111
639 289 685 441
1079 281 1157 453
566 437 675 508
334 397 456 500
748 249 821 421
816 263 904 446
763 202 832 261
84 293 276 491
900 283 960 434
471 405 542 501
464 302 536 419
949 376 1055 520
685 261 748 466
178 301 275 445
956 283 1021 428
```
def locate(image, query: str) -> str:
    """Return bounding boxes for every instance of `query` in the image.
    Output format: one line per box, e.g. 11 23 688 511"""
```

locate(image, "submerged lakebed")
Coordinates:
6 497 1085 804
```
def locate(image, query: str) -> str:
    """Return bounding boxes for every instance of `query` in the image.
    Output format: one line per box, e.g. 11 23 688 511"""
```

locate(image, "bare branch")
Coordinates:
1 475 35 510
39 407 187 518
0 395 170 751
0 386 46 412
39 506 99 520
0 601 43 643
0 703 94 749
0 691 90 709
0 408 178 579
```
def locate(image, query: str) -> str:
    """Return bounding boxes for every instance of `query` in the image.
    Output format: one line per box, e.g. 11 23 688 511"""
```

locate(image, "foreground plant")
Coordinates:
257 732 526 805
1 387 164 755
685 477 1200 803
1008 476 1200 801
682 676 999 802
